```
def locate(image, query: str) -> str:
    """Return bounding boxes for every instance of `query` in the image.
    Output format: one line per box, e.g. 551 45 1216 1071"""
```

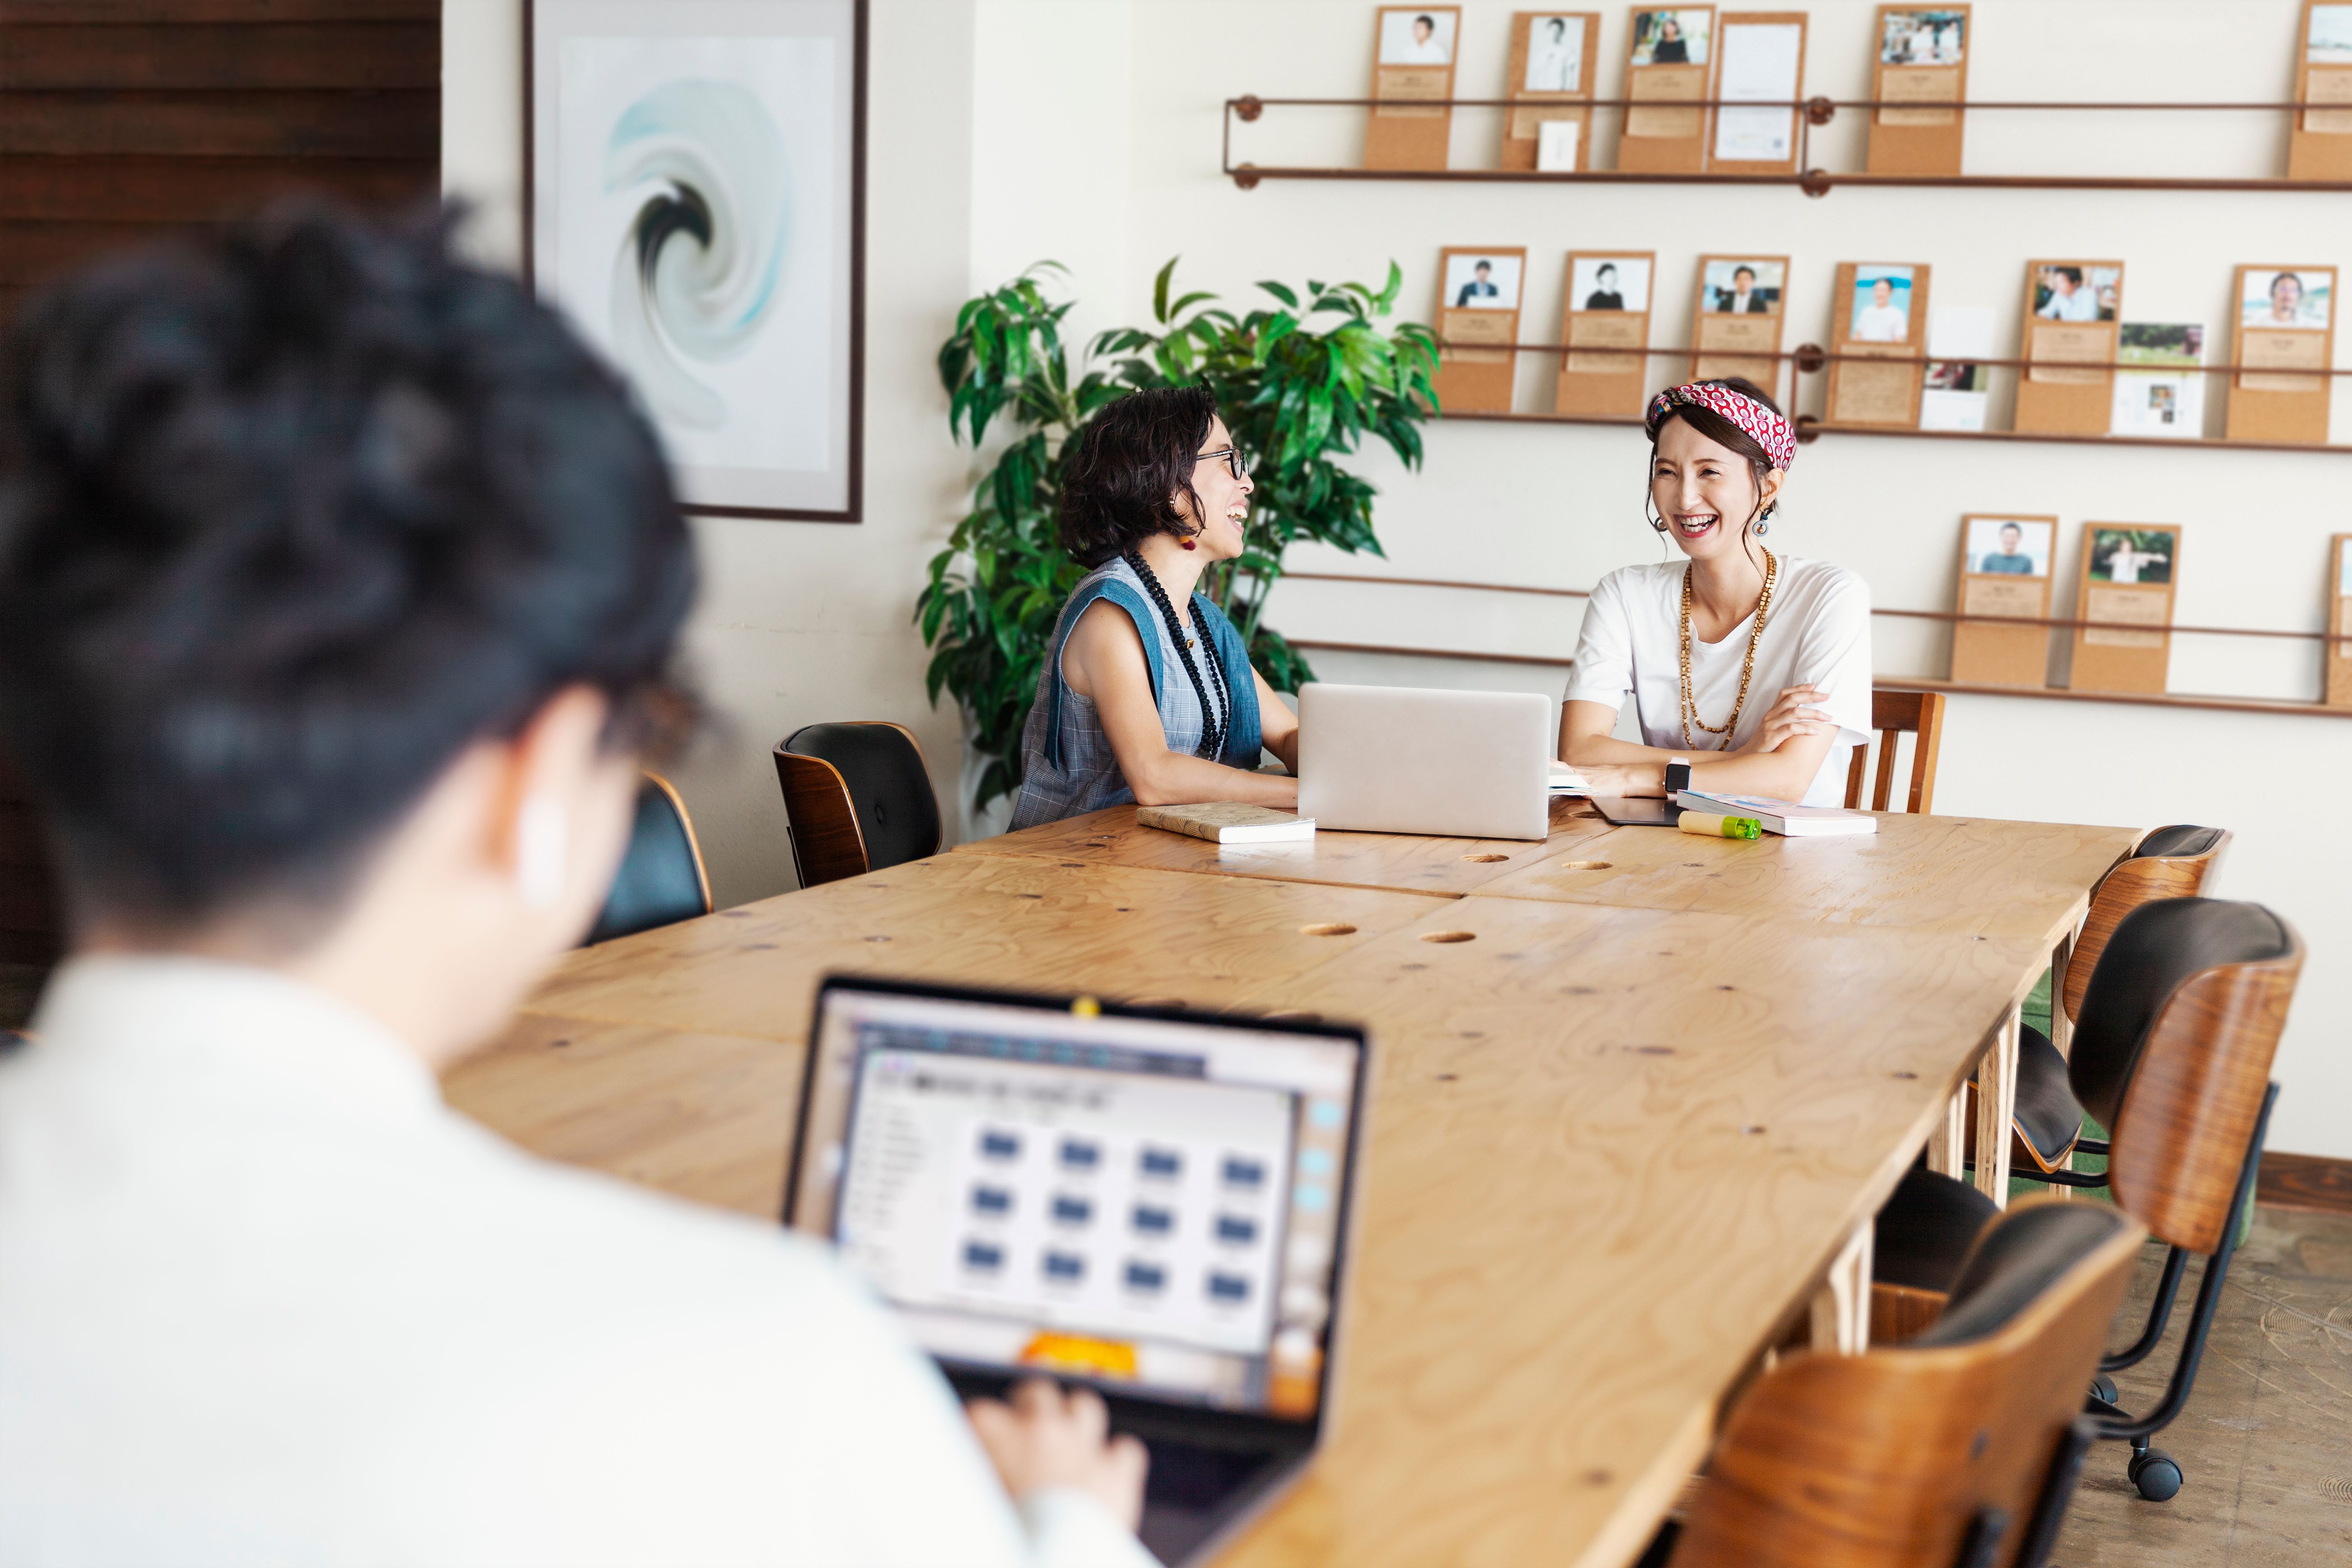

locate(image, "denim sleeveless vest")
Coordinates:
1010 558 1264 831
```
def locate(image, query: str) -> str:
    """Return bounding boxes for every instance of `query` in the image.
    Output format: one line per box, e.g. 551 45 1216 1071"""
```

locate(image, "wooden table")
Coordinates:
445 807 2137 1568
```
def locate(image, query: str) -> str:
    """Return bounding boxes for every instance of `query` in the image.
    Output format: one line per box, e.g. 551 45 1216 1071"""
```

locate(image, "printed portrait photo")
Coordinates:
2088 527 2176 586
2310 4 2352 63
2240 268 2334 332
1703 258 1783 314
1968 518 2052 578
1880 9 1965 64
1379 8 1457 66
1630 9 1710 68
1524 14 1585 91
2033 264 2121 324
1444 252 1523 310
2340 544 2352 595
1848 265 1915 344
1573 256 1650 313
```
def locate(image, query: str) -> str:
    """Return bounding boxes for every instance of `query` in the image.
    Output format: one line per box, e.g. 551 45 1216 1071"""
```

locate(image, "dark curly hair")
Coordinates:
0 200 697 925
1059 385 1218 568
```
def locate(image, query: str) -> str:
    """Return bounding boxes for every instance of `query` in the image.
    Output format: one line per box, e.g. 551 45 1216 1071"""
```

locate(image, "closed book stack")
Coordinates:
1673 790 1877 837
1135 803 1317 844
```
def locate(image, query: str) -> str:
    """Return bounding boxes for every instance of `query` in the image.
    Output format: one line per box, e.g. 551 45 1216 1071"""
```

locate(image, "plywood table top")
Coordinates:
446 852 1444 1218
955 798 1615 899
1466 812 2141 946
1195 895 2047 1568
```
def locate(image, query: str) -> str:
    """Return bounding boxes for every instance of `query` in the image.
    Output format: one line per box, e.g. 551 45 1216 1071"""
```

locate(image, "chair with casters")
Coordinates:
2008 826 2231 1186
1872 897 2303 1503
583 773 712 945
1843 688 1945 814
1646 1198 2146 1568
773 722 943 890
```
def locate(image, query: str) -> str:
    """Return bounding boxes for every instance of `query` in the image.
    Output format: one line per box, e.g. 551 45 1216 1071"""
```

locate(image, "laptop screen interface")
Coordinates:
792 986 1362 1421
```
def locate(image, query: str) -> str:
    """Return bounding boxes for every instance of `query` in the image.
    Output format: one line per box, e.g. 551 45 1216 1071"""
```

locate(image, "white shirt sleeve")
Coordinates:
1786 568 1875 749
1562 570 1637 711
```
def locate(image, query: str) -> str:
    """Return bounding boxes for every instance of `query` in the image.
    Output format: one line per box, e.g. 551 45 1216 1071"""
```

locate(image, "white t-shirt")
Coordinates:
1853 302 1909 342
1564 555 1874 807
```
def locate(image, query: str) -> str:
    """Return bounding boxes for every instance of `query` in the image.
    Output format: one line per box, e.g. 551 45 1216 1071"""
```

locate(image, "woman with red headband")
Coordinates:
1560 377 1872 804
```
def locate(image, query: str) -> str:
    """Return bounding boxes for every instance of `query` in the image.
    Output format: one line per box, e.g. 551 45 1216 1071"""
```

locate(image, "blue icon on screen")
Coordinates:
971 1186 1012 1216
1215 1215 1258 1246
1059 1138 1101 1170
980 1130 1021 1160
1206 1272 1251 1303
1132 1204 1174 1236
963 1241 1004 1272
1297 1148 1334 1177
1042 1251 1085 1282
1138 1147 1183 1179
1294 1183 1330 1212
1124 1260 1167 1292
1221 1156 1266 1189
1308 1100 1344 1129
1051 1195 1093 1226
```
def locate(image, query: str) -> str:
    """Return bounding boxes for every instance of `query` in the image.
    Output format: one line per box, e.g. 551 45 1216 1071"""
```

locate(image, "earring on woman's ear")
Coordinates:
1180 536 1198 551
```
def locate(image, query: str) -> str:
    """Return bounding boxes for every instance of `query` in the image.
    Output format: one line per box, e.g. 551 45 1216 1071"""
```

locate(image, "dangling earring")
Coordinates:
1180 536 1198 551
1753 503 1775 536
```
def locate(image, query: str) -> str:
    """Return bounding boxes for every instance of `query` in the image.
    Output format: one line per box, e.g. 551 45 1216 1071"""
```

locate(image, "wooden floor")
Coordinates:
2054 1203 2352 1566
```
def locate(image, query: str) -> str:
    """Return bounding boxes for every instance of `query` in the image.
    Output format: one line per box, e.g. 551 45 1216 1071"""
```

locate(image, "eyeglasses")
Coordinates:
1196 447 1248 482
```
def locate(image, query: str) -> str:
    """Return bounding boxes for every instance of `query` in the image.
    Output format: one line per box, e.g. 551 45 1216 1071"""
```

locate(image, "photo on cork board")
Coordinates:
1881 8 1965 64
1848 265 1916 343
1445 252 1524 309
2240 266 2334 331
2032 263 2120 324
1380 8 1458 64
2088 527 2176 586
1524 14 1587 90
1573 256 1650 312
1966 518 2052 578
2340 542 2352 594
1630 8 1711 66
2310 4 2352 62
1702 258 1783 314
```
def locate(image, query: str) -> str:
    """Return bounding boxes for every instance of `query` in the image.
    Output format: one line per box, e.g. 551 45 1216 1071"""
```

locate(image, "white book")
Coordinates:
1673 789 1877 837
1549 761 1591 796
1136 802 1316 843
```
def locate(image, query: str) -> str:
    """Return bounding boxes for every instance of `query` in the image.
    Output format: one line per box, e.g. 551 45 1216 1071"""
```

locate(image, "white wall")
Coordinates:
447 0 2351 1157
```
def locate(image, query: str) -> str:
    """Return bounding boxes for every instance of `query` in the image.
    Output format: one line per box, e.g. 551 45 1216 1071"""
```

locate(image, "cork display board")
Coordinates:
1620 5 1716 173
1827 261 1930 427
1433 245 1528 414
1689 253 1789 400
2227 263 2336 445
2068 523 2181 696
1366 5 1462 171
2289 0 2352 181
2016 259 2124 436
1949 514 2055 688
1556 250 1656 416
1705 12 1806 175
2328 533 2352 706
1866 5 1969 176
1503 12 1600 171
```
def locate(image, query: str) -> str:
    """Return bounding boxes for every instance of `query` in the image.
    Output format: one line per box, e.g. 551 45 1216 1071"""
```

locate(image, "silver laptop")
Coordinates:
786 976 1369 1567
1295 682 1551 840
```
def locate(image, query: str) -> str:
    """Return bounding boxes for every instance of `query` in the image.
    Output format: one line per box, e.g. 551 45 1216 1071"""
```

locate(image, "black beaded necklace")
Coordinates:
1122 548 1232 761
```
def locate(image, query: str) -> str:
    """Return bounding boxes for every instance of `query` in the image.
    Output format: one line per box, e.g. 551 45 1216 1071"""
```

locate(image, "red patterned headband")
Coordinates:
1645 382 1796 471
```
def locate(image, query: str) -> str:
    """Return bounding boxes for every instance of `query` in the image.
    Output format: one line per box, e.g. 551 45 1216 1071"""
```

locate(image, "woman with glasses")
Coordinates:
1011 386 1300 828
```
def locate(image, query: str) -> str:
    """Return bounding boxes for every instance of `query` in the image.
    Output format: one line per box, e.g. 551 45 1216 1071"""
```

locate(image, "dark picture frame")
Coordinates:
524 0 867 523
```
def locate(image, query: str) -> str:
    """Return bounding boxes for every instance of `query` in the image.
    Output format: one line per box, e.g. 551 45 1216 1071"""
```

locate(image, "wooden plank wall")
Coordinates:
0 0 443 965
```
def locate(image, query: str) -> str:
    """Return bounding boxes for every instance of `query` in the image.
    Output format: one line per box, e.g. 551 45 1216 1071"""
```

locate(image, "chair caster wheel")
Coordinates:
2090 1374 2117 1404
2129 1448 2183 1501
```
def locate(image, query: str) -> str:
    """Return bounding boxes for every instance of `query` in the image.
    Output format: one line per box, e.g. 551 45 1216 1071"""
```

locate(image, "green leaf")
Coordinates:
1152 256 1179 324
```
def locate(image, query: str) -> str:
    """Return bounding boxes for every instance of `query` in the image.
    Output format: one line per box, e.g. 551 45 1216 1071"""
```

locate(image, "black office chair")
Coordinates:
1649 1199 2146 1568
772 722 943 889
583 773 713 945
1874 898 2303 1502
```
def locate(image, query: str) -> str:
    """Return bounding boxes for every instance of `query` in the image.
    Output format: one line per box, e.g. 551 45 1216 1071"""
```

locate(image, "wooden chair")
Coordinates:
773 722 943 890
583 773 712 945
1873 897 2303 1502
1843 688 1945 814
1654 1199 2145 1568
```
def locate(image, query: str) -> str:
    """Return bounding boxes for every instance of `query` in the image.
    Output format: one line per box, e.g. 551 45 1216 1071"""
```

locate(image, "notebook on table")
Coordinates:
1674 789 1878 836
784 976 1370 1566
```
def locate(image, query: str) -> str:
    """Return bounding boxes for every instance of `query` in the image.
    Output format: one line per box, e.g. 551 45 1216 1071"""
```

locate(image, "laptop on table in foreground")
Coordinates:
785 976 1370 1566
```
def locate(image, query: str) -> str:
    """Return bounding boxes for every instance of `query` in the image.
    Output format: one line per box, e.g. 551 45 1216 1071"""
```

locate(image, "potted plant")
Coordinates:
921 259 1438 813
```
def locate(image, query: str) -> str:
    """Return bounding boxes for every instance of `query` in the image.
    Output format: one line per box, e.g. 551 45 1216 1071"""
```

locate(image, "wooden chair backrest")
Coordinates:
2061 831 2232 1025
1842 688 1945 815
1672 1200 2145 1568
2110 932 2302 1254
772 722 940 890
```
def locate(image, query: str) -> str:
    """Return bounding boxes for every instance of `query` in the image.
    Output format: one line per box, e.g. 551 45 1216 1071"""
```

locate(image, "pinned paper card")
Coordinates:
2069 522 2182 695
1537 117 1582 169
1708 14 1805 173
2111 324 2206 439
2228 264 2336 444
1920 304 1993 431
1950 513 2056 687
1504 12 1599 172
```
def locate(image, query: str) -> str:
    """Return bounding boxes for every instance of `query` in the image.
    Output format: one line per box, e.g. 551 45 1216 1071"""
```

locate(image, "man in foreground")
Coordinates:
0 206 1151 1566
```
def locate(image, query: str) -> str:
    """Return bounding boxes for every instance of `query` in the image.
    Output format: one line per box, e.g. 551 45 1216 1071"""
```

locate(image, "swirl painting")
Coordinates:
531 0 865 520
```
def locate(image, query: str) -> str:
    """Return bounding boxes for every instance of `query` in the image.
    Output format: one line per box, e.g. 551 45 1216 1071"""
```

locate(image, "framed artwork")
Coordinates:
2111 323 2206 439
527 0 868 522
1689 253 1789 398
1826 261 1931 427
1707 12 1806 174
1368 5 1463 170
2291 0 2352 178
1621 5 1716 172
1433 245 1528 414
1868 4 1969 174
2016 258 2123 436
1503 12 1599 172
2069 522 2182 695
2228 263 2337 444
1556 249 1655 415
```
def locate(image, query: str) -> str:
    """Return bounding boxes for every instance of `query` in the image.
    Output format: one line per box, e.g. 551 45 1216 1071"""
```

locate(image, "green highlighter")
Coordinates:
1678 811 1762 840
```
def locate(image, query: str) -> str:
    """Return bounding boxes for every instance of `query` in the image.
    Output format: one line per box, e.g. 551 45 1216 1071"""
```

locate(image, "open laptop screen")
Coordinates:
786 978 1365 1423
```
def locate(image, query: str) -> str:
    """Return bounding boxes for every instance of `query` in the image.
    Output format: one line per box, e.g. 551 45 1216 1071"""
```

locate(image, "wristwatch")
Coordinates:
1664 759 1692 798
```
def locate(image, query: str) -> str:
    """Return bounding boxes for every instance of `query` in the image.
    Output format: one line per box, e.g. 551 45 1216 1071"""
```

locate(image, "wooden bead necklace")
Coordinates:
1678 546 1778 751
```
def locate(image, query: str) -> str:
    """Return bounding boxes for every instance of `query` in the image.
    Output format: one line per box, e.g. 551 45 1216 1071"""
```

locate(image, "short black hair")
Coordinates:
1733 265 1757 282
1058 385 1217 568
1474 260 1492 272
0 201 696 924
2054 265 2083 286
1596 264 1618 277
